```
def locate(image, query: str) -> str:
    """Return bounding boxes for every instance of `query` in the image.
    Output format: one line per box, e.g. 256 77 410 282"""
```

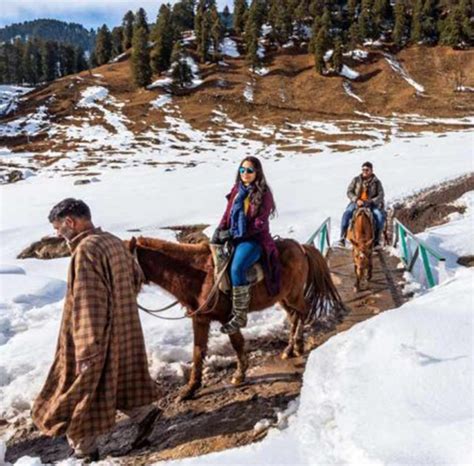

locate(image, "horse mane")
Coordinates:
137 236 210 254
136 236 211 271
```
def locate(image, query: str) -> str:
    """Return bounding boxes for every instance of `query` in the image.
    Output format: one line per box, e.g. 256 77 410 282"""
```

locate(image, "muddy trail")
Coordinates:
4 175 473 465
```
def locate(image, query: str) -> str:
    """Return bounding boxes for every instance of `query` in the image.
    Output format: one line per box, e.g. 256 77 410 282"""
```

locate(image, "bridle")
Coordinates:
131 242 231 320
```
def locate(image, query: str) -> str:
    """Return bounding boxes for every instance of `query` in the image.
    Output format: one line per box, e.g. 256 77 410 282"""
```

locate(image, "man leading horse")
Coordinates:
339 161 386 248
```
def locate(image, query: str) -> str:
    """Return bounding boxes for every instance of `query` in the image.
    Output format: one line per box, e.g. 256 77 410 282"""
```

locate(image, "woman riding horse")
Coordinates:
212 156 281 334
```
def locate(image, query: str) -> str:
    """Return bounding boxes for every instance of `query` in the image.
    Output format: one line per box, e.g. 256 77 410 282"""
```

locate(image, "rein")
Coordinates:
132 243 231 320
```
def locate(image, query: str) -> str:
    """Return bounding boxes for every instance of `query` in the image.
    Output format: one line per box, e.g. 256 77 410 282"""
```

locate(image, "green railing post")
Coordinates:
393 218 445 288
399 224 409 265
306 217 331 257
420 245 436 288
320 225 327 254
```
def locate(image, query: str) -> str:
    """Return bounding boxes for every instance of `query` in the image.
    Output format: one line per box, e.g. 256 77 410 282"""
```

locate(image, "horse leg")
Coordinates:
228 330 248 385
368 257 373 281
281 308 298 360
178 317 210 401
293 317 304 357
354 265 360 292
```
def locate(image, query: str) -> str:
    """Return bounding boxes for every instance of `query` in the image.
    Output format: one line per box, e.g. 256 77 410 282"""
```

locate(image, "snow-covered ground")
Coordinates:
0 113 473 464
0 86 34 117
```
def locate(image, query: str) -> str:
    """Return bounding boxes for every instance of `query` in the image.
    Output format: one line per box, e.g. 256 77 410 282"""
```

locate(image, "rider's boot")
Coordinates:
221 285 251 334
374 228 382 249
338 229 347 247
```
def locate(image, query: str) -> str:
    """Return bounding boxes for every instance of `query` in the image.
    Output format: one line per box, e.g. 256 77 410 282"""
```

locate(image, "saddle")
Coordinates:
349 207 375 238
210 243 265 293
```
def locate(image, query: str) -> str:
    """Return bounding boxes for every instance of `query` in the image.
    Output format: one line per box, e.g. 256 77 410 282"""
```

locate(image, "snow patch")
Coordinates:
244 83 254 102
0 85 34 117
340 64 360 80
221 37 239 58
343 80 363 103
151 94 172 109
384 53 425 94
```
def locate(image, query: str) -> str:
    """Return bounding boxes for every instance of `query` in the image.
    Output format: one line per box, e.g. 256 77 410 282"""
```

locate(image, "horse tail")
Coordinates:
302 244 347 330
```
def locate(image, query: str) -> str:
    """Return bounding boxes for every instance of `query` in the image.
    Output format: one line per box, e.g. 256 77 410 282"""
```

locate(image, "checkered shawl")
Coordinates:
32 228 158 441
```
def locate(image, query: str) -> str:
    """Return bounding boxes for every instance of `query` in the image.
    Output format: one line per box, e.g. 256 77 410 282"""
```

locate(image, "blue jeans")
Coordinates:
340 203 385 237
230 241 262 286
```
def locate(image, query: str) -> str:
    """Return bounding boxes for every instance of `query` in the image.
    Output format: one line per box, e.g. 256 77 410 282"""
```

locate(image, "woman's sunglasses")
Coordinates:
239 167 255 175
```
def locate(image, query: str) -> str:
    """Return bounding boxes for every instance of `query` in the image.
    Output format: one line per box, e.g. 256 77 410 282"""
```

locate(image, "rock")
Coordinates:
7 170 24 184
17 236 70 259
457 255 474 268
73 179 91 185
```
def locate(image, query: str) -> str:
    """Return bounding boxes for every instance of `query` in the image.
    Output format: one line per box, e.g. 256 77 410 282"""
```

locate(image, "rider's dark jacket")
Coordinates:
347 175 385 209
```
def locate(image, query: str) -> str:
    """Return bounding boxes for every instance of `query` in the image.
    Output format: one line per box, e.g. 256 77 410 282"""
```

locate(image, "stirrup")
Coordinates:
220 316 247 334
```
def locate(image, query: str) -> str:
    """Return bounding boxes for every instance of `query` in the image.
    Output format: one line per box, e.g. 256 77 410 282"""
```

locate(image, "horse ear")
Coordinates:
349 238 358 248
364 238 374 248
129 236 137 253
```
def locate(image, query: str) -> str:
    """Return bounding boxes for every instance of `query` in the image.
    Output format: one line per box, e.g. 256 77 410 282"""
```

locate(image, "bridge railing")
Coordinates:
306 217 331 256
392 218 446 288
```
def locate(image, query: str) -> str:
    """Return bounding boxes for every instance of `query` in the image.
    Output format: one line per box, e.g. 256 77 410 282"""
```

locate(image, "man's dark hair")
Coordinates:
48 198 91 223
362 161 373 170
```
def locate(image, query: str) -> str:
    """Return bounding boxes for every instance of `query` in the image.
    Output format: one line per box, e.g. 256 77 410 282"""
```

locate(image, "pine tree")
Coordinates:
233 0 249 35
172 0 196 32
131 25 152 87
31 38 43 82
122 11 135 50
269 0 293 46
440 6 463 47
358 0 374 40
314 26 329 74
111 26 124 57
22 40 36 84
411 0 424 43
348 20 361 47
95 25 113 65
245 1 264 69
170 41 194 89
294 0 310 36
74 46 88 73
309 11 323 53
347 0 360 20
151 4 175 73
222 5 232 29
421 0 439 44
41 40 57 82
210 4 223 62
135 8 150 34
393 1 409 47
373 0 392 36
332 38 343 73
195 0 213 62
59 43 76 76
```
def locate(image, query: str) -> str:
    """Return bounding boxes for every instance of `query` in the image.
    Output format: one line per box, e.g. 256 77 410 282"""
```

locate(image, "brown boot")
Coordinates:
221 285 251 334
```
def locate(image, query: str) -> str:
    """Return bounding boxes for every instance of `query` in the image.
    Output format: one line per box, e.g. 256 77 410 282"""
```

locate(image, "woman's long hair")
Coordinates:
234 156 276 217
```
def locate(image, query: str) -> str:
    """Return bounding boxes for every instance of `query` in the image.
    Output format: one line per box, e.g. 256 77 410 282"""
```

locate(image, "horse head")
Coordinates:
349 237 373 291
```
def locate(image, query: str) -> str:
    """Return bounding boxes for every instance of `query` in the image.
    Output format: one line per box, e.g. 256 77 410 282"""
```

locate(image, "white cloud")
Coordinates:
1 0 231 24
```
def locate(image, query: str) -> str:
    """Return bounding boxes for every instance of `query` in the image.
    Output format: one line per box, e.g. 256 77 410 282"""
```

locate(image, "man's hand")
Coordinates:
76 361 90 375
357 200 364 207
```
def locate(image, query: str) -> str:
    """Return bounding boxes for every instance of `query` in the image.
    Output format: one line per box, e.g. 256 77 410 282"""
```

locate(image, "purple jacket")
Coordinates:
219 184 281 296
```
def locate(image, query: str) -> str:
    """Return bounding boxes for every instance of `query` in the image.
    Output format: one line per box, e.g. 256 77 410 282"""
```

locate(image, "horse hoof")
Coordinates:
231 374 245 385
294 348 304 357
177 386 197 402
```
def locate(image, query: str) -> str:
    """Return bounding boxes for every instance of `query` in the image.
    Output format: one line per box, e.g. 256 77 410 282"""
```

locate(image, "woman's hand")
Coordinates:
212 228 232 244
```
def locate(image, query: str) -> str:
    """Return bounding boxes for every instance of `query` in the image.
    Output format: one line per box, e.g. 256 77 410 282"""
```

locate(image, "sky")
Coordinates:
0 0 232 30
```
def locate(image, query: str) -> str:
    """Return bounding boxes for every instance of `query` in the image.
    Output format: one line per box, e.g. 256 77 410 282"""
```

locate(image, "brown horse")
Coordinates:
347 208 374 291
129 236 345 401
